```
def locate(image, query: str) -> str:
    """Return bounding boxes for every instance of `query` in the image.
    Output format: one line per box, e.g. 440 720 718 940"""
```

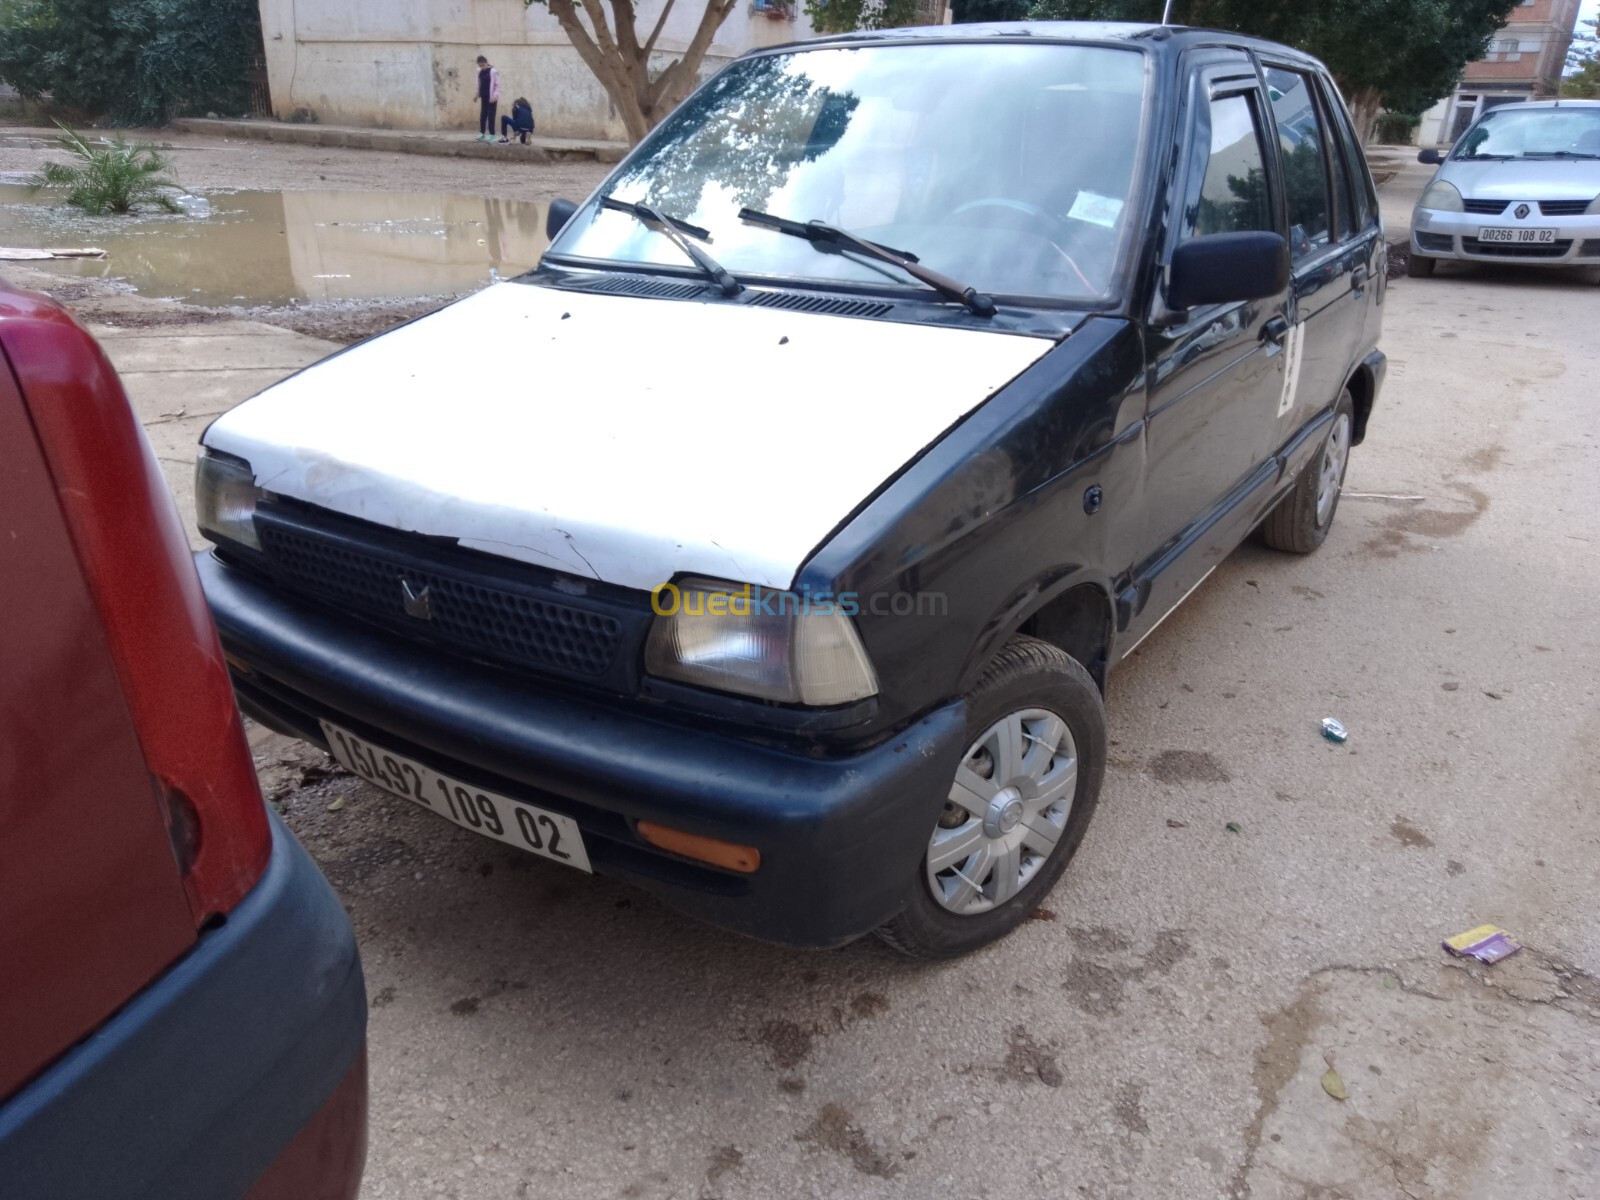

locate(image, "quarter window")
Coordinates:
1264 67 1333 261
1190 92 1273 238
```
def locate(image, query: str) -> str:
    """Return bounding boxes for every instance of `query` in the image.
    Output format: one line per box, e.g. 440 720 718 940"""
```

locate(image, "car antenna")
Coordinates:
1161 0 1174 23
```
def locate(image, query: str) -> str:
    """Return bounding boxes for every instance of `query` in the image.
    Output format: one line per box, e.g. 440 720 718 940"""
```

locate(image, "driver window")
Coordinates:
1189 92 1273 238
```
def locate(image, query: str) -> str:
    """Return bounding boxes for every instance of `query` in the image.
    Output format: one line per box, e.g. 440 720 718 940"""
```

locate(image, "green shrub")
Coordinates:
1374 111 1422 145
0 0 261 125
29 123 185 214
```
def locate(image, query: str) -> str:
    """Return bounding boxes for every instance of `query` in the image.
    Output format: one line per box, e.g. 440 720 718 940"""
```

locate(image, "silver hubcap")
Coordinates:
925 708 1078 916
1316 412 1351 527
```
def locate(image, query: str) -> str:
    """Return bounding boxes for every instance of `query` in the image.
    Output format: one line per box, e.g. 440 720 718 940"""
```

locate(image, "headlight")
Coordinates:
1587 194 1600 215
195 449 265 550
644 578 878 706
1418 181 1464 213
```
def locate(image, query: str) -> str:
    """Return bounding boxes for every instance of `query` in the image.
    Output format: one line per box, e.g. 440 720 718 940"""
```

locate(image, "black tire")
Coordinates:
1261 390 1355 554
875 635 1106 959
1406 252 1436 278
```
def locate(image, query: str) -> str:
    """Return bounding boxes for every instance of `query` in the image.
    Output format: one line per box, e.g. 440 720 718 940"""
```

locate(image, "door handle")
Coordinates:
1351 265 1369 294
1261 316 1290 346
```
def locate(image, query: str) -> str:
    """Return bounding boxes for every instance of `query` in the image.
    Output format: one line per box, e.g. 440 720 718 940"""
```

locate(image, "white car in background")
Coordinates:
1409 99 1600 279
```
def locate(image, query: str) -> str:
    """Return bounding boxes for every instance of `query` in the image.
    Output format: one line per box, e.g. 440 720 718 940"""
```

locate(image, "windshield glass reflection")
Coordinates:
550 43 1150 303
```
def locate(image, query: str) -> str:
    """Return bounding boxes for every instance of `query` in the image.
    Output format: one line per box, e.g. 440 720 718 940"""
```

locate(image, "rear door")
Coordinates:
1127 54 1292 649
0 356 195 1097
1257 62 1376 441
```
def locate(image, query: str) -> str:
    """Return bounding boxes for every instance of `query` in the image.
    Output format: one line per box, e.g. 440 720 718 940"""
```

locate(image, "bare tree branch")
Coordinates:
643 0 679 58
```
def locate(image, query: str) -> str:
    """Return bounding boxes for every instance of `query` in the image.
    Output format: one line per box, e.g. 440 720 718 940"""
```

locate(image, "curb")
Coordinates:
170 118 627 165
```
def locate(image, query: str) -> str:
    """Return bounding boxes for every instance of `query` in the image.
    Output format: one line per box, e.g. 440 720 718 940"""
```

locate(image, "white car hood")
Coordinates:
1435 158 1600 202
205 282 1056 592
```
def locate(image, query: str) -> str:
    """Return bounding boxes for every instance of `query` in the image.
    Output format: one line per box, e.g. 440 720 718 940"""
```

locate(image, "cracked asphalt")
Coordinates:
4 138 1596 1197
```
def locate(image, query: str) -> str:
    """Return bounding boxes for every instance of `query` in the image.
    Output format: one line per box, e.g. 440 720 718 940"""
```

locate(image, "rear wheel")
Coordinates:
1406 252 1436 278
875 636 1105 959
1261 390 1354 554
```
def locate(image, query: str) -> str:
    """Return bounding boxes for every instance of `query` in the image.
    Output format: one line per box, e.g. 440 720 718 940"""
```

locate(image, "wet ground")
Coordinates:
0 184 552 306
0 124 609 341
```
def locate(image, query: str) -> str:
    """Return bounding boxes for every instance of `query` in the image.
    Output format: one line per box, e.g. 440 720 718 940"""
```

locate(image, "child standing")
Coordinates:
475 55 500 142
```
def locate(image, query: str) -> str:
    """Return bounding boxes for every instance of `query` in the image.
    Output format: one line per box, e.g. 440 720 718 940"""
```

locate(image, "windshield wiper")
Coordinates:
1525 150 1600 159
600 196 741 296
738 207 996 317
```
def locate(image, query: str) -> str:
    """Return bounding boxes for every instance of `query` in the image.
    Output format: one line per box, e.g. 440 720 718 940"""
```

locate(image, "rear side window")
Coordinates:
1321 76 1375 231
1264 66 1333 260
1191 92 1273 237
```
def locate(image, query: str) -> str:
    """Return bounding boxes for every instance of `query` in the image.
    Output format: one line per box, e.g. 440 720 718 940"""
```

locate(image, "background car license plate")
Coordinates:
1477 227 1556 244
319 721 591 872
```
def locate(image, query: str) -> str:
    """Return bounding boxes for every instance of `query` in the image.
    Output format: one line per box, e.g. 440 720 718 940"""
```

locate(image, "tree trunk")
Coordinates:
544 0 740 144
1346 86 1383 146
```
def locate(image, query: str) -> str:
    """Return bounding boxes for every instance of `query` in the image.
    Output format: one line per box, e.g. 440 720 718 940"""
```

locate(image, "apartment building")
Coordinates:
1440 0 1585 140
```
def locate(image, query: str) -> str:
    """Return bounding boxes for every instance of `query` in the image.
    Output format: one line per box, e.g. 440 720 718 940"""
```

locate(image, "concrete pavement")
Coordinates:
1372 145 1437 245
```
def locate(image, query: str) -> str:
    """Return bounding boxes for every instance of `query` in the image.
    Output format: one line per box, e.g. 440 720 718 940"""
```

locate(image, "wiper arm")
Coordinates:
1526 150 1600 159
738 207 997 317
600 196 741 296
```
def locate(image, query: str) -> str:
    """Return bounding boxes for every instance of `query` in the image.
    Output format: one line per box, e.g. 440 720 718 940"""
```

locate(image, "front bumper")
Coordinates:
1411 207 1600 265
0 817 366 1200
197 551 969 949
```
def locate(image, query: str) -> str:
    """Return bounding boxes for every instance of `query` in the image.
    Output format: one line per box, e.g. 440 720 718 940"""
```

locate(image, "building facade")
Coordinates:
256 0 827 141
1423 0 1584 144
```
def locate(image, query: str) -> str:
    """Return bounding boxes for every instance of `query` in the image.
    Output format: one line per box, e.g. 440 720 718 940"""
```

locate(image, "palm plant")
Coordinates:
29 123 186 215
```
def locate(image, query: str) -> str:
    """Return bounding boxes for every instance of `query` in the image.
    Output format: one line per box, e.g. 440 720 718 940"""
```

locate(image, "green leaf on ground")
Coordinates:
1321 1068 1348 1101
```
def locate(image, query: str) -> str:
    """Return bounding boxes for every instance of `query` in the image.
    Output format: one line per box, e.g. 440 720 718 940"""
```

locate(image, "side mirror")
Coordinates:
1166 232 1289 311
1417 147 1442 165
546 198 578 241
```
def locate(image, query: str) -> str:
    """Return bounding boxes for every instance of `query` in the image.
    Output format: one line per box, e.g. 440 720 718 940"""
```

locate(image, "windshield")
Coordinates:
548 43 1150 304
1454 106 1600 160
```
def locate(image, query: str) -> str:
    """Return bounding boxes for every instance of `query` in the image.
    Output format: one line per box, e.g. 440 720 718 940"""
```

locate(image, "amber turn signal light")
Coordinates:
636 821 761 873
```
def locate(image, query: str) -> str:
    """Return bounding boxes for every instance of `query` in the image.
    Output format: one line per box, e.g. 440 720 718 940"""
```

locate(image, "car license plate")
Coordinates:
319 721 591 872
1477 227 1556 244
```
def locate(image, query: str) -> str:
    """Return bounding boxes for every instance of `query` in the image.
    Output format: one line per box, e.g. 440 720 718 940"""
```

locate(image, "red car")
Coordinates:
0 282 367 1199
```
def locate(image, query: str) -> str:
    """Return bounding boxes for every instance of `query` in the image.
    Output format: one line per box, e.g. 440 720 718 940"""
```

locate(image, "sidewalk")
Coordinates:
1369 145 1435 245
171 117 627 166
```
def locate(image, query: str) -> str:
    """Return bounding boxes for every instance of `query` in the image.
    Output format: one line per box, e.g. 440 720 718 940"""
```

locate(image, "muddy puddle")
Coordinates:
0 185 551 306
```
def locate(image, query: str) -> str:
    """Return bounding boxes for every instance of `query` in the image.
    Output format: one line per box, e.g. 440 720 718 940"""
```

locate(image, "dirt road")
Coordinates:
3 133 1597 1197
259 262 1599 1200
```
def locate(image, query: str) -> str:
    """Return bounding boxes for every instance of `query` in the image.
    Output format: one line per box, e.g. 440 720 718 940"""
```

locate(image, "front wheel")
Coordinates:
875 636 1106 959
1260 390 1354 554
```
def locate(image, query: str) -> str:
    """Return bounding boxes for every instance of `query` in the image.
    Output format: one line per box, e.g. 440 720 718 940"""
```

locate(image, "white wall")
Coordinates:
258 0 819 140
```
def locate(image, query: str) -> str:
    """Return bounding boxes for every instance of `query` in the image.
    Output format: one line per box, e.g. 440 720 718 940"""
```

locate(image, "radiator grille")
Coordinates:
257 523 624 678
1461 237 1572 259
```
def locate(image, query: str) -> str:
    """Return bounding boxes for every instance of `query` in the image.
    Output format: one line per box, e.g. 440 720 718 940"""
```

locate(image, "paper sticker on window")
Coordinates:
1068 191 1124 229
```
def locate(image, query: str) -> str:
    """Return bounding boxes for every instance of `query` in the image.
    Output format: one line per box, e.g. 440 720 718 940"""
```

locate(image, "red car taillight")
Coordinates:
1 293 270 924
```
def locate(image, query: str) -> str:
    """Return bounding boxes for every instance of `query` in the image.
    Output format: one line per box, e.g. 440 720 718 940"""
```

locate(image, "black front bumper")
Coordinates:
198 552 968 948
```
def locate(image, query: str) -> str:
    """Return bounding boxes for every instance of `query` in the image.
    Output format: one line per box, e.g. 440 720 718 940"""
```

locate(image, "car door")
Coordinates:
1124 55 1292 650
1257 61 1375 442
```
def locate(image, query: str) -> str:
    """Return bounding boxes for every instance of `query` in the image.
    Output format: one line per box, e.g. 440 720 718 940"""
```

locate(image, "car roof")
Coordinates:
1489 98 1600 110
761 20 1329 72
